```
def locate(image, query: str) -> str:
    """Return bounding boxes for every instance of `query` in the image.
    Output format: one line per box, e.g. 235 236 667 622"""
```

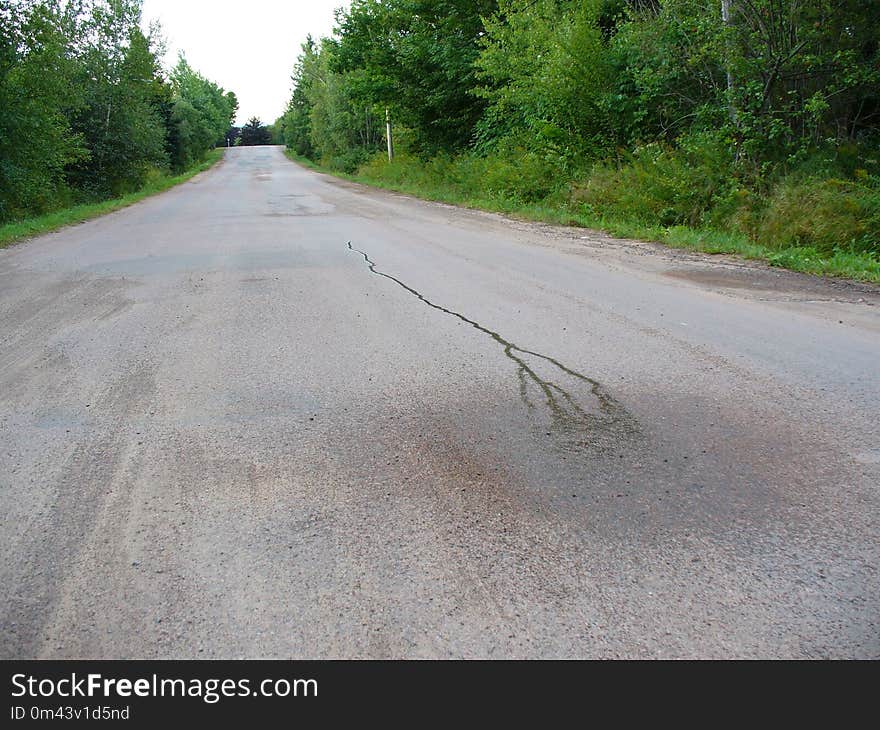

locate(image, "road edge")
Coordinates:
0 149 226 250
280 150 880 287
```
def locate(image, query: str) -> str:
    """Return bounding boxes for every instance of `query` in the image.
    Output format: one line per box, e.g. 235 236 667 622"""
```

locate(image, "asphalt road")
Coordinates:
1 146 878 658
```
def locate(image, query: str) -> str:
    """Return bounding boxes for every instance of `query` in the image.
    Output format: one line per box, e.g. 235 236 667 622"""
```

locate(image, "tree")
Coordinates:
0 0 86 220
723 0 880 162
268 118 284 145
65 0 170 197
240 117 271 146
331 0 497 153
168 55 236 169
281 35 385 170
225 126 241 146
1 0 238 221
475 0 614 161
281 37 317 157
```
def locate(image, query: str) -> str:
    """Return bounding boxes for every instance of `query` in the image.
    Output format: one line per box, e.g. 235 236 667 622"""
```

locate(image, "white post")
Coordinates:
721 0 736 122
386 108 394 162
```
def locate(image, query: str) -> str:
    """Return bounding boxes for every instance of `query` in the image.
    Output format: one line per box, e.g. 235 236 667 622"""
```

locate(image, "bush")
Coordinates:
477 148 566 203
573 133 735 227
323 147 373 174
755 176 880 256
356 148 565 205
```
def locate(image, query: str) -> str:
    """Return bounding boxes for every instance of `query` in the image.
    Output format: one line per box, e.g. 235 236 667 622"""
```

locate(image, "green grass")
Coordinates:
284 149 880 283
0 149 224 248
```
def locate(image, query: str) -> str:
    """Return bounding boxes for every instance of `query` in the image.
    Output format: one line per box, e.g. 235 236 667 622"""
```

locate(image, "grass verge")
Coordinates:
0 149 224 248
284 149 880 283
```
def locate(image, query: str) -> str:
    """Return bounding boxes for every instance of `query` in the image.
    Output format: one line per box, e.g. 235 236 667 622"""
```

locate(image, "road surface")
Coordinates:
1 146 878 658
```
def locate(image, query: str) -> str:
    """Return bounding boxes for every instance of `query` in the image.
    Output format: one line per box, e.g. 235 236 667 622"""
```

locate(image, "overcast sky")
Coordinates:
141 0 349 126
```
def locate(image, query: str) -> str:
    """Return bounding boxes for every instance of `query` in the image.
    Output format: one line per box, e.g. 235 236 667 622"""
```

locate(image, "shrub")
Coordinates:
755 177 880 256
322 151 368 174
356 148 565 205
572 133 735 227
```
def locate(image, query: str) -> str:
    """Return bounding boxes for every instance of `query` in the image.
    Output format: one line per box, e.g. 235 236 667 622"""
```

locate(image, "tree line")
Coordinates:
226 117 276 147
0 0 238 223
278 1 879 263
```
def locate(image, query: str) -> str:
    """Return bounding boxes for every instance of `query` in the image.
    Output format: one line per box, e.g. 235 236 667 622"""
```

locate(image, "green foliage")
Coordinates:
1 149 223 248
0 0 236 222
331 0 496 153
169 55 236 170
279 0 880 279
280 37 317 157
358 148 565 204
268 118 284 145
66 2 170 198
0 0 86 220
723 0 880 163
574 133 737 227
475 0 614 162
240 116 271 146
603 1 729 144
281 37 384 171
286 0 879 173
757 176 880 255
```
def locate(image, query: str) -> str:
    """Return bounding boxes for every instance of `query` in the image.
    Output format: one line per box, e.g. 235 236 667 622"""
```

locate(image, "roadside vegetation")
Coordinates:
0 149 222 248
225 116 277 147
278 1 880 282
1 0 237 239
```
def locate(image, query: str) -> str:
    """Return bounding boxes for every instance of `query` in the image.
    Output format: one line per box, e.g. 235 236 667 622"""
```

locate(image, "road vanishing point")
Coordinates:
1 146 878 658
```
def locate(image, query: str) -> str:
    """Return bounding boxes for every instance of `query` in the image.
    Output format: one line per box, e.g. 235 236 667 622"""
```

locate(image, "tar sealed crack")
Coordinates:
347 242 638 452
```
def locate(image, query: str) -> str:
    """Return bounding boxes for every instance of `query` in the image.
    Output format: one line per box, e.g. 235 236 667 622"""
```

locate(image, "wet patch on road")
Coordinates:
663 267 785 291
663 265 880 304
265 193 334 217
853 449 880 465
347 241 638 453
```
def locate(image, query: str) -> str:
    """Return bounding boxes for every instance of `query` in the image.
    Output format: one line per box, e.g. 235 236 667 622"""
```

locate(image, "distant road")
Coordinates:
1 145 878 658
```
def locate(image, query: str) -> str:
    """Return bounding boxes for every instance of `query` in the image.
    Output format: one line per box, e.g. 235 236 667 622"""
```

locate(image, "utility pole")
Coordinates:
385 107 394 162
721 0 736 123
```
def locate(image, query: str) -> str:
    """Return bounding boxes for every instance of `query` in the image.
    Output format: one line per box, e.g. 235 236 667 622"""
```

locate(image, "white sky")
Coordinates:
141 0 349 126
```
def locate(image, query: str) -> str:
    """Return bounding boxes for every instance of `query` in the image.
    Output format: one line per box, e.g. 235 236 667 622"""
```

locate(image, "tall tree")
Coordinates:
331 0 497 153
169 55 236 169
0 0 86 220
240 117 271 146
66 0 170 197
281 37 317 157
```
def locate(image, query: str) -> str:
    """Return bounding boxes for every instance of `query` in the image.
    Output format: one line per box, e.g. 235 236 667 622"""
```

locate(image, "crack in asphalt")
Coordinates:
347 241 638 447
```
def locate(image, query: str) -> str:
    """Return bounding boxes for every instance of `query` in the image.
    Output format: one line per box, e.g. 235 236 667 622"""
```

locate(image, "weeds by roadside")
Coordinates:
286 149 880 284
0 150 225 249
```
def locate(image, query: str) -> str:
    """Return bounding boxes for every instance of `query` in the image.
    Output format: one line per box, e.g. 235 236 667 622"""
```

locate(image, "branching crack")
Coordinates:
347 241 638 447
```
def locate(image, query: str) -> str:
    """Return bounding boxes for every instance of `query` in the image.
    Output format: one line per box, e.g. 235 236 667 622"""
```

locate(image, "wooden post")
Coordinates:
385 107 394 162
721 0 736 123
